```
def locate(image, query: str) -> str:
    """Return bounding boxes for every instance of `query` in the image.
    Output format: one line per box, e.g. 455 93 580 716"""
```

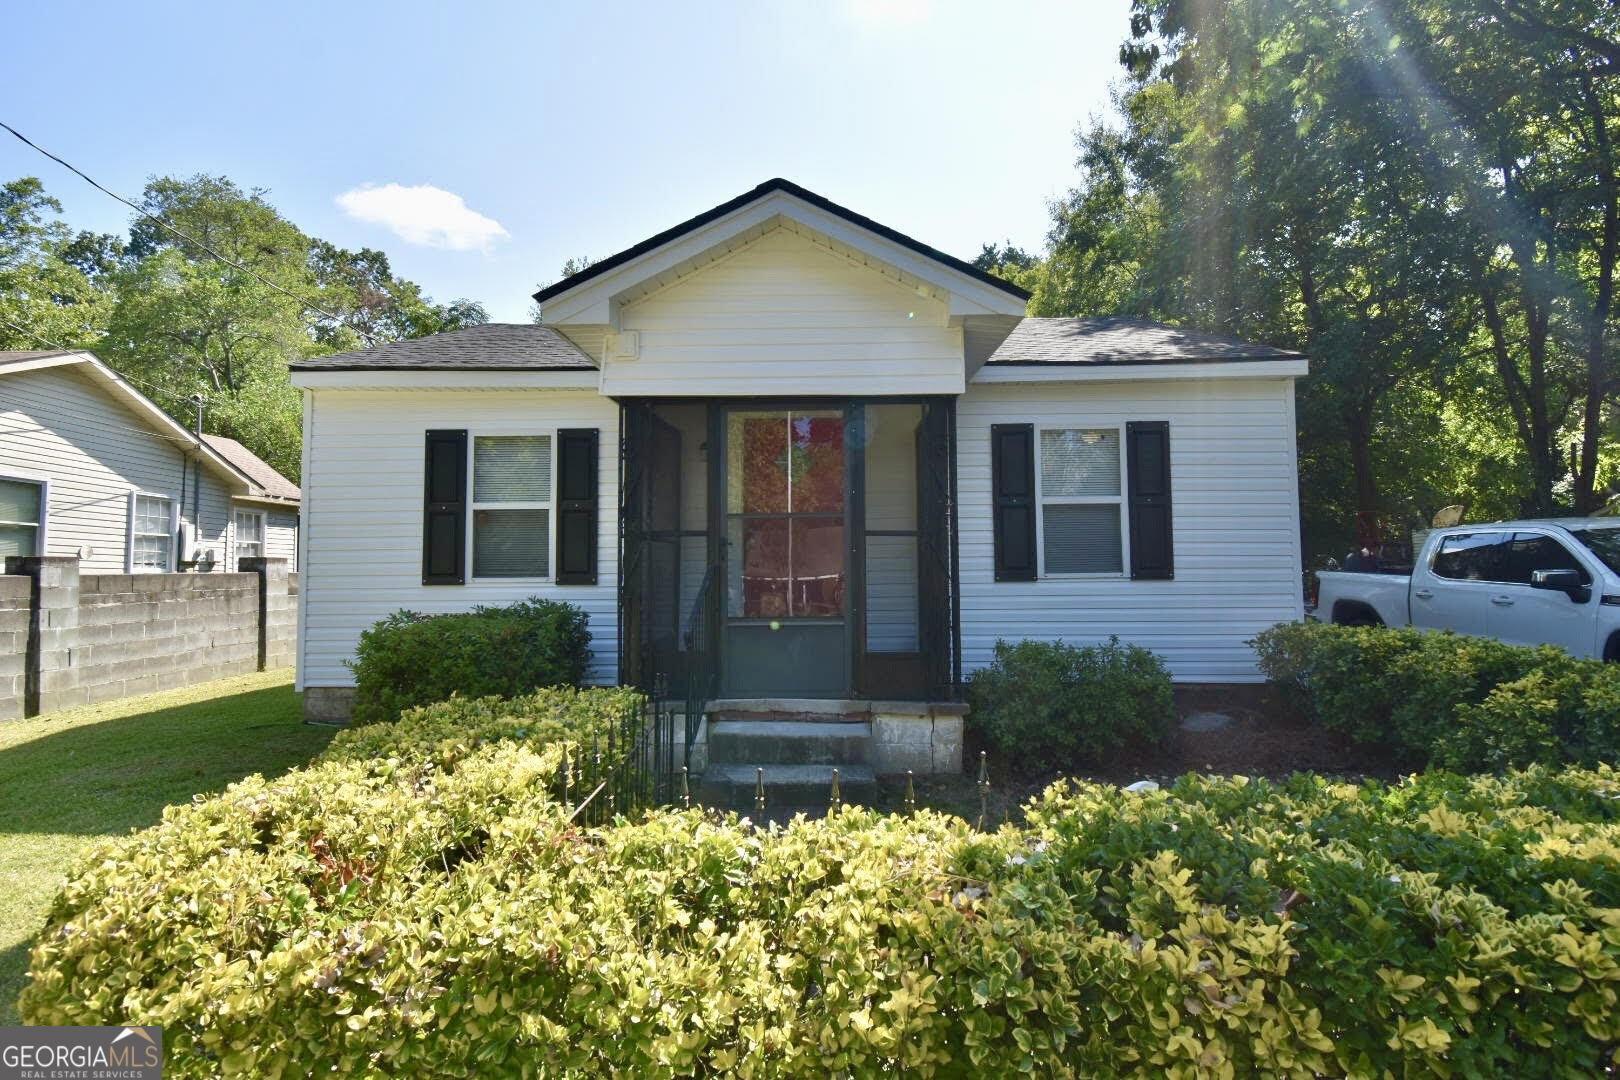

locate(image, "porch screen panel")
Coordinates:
863 404 922 653
865 535 919 651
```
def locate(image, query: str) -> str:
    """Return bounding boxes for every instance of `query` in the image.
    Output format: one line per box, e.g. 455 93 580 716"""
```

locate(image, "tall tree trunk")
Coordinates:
1576 70 1618 513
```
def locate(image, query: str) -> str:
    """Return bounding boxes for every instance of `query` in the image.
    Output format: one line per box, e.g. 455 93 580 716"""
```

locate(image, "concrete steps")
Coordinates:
694 698 966 816
697 763 877 812
707 720 871 765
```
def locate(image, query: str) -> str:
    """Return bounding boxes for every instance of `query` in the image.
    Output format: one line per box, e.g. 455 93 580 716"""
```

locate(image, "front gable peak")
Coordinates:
534 179 1029 329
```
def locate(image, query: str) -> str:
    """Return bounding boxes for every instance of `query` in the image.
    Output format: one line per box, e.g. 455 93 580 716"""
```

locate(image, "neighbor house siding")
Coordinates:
603 227 966 397
0 365 231 570
956 377 1304 682
298 387 621 690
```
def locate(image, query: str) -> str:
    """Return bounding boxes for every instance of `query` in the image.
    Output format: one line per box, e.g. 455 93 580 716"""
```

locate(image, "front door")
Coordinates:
720 407 850 697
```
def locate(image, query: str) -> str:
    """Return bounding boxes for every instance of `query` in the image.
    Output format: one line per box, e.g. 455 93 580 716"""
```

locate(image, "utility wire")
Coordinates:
1 119 360 335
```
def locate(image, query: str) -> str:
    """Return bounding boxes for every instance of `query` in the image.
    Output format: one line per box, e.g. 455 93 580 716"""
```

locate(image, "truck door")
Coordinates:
1487 531 1599 657
1412 530 1509 637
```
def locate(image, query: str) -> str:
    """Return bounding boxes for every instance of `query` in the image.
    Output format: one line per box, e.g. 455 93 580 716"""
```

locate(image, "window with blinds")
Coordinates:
472 435 551 577
1039 428 1124 574
0 477 43 559
132 493 174 572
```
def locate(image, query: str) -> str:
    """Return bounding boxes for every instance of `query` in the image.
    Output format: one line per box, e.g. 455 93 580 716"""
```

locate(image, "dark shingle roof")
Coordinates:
533 178 1032 306
986 317 1304 366
289 324 596 372
201 435 301 502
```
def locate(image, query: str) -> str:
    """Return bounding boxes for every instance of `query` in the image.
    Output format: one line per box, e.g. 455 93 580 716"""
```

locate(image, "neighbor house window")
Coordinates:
130 493 175 572
471 434 552 577
0 477 45 558
234 509 265 564
1039 428 1124 574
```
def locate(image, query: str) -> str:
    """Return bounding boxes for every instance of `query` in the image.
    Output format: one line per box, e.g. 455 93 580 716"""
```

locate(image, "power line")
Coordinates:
0 119 362 337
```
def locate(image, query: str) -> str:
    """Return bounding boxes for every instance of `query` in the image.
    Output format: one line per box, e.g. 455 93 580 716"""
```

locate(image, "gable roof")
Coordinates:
985 317 1305 366
0 349 282 496
288 323 596 372
532 178 1032 307
201 434 300 503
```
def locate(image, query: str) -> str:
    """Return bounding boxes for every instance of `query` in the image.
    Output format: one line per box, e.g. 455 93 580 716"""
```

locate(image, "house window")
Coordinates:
1039 428 1124 575
130 493 175 572
0 477 45 558
234 509 265 564
471 434 552 578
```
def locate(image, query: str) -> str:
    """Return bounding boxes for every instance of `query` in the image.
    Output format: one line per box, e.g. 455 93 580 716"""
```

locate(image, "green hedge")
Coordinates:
966 637 1176 771
27 696 1620 1075
1252 620 1620 771
346 598 592 725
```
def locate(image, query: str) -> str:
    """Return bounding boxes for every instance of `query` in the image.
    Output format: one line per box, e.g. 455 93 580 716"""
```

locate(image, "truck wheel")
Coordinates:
1605 634 1620 663
1332 602 1383 628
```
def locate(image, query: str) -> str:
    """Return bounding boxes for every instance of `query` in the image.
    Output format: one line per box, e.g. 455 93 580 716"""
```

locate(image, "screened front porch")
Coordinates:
619 398 960 704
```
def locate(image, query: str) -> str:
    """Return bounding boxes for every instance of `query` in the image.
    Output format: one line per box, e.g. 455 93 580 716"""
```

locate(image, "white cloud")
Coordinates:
335 183 509 252
837 0 932 27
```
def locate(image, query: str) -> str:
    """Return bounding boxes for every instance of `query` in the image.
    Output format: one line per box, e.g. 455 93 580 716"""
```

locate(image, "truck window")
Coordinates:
1569 527 1620 575
1501 533 1591 586
1431 531 1508 581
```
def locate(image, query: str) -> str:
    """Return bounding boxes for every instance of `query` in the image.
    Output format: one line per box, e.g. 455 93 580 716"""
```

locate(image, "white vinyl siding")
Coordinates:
471 434 553 579
1038 427 1125 575
0 365 233 570
130 493 175 572
0 476 45 558
606 226 966 397
959 378 1304 683
298 388 619 689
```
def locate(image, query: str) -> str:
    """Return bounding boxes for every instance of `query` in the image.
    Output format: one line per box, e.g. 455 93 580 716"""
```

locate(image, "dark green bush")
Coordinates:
1251 620 1619 770
965 637 1175 770
24 736 1620 1076
346 597 591 725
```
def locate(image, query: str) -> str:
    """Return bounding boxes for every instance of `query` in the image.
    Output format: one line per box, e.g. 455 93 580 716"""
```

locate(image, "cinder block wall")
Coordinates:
75 573 262 706
0 577 29 721
1 557 297 718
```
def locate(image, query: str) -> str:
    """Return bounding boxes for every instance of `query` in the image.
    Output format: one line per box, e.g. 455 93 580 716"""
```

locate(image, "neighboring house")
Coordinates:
0 350 300 572
291 179 1307 754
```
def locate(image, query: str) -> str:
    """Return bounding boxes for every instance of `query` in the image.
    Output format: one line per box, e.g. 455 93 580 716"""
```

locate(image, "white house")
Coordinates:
290 180 1306 785
1 349 300 573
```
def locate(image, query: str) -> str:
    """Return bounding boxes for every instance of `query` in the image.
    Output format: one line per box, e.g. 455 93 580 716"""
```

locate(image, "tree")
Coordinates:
0 177 115 350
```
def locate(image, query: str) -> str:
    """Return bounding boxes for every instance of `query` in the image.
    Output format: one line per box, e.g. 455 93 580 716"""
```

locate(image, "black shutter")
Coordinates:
556 428 599 585
423 430 467 585
991 424 1037 581
1127 421 1174 579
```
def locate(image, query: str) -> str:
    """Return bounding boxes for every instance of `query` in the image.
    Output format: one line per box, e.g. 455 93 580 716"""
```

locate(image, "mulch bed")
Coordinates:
875 684 1401 826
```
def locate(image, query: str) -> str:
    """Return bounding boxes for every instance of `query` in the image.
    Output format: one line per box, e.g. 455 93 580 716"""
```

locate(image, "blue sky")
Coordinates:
5 0 1128 323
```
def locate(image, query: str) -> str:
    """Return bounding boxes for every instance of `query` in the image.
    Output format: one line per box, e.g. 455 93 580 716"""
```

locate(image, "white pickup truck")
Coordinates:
1315 518 1620 661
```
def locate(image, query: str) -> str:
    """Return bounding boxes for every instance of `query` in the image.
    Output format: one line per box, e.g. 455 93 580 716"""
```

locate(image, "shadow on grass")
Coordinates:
0 936 36 1025
0 683 335 839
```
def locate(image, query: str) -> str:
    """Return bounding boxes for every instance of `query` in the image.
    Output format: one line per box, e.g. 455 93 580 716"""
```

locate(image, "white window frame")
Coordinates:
233 508 266 567
0 472 49 558
466 429 557 583
127 490 177 574
1035 424 1130 579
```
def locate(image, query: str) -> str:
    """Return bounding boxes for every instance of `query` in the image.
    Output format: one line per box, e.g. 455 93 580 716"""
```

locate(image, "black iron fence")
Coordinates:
563 674 677 826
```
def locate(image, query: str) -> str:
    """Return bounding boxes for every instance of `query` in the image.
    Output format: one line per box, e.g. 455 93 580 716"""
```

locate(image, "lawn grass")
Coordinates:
0 669 334 1024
